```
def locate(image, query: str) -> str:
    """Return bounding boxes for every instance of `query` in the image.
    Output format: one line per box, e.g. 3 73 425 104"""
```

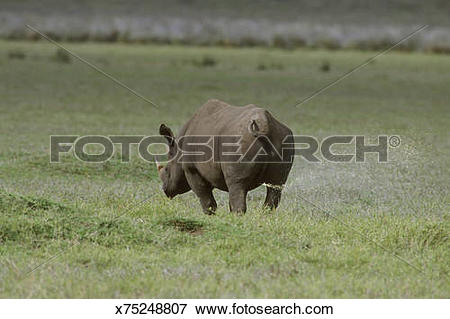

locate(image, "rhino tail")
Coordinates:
248 110 270 137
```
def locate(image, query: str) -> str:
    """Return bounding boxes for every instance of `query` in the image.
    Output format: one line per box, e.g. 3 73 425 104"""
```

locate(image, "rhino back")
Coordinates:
182 99 271 136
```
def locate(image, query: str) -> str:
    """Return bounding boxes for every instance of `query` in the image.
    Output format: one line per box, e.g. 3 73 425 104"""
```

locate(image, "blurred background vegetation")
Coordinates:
1 0 449 53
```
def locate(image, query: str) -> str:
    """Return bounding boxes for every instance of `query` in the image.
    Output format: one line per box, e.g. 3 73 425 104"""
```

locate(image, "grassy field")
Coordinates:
0 40 449 298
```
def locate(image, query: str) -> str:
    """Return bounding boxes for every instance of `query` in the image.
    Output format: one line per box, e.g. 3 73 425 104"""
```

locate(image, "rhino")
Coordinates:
156 99 293 214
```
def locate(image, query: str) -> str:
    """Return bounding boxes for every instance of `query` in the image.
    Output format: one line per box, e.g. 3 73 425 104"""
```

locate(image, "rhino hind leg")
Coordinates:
263 186 282 210
262 161 292 210
185 169 217 215
228 185 248 213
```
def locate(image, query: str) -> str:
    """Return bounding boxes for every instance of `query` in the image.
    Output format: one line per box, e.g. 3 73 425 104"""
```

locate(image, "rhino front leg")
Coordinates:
263 186 282 210
228 185 247 213
185 169 217 215
189 185 217 215
198 190 217 215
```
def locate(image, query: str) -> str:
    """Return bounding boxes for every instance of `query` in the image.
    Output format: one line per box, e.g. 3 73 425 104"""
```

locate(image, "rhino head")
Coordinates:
156 124 191 198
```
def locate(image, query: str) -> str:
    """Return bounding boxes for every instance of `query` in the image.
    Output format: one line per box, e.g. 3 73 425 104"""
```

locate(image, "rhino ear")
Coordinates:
159 124 175 146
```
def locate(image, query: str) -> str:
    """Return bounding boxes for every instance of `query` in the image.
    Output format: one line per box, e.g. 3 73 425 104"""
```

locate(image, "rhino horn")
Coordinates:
155 159 164 177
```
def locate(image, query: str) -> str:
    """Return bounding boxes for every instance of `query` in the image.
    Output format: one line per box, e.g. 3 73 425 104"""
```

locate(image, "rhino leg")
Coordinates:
263 186 282 210
185 169 217 215
198 190 217 215
228 185 248 213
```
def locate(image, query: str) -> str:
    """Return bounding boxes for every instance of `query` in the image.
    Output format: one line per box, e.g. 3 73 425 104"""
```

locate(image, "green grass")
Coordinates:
0 40 449 298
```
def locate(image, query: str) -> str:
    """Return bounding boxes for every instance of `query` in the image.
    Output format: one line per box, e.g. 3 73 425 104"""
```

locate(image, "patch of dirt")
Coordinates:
164 218 204 235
